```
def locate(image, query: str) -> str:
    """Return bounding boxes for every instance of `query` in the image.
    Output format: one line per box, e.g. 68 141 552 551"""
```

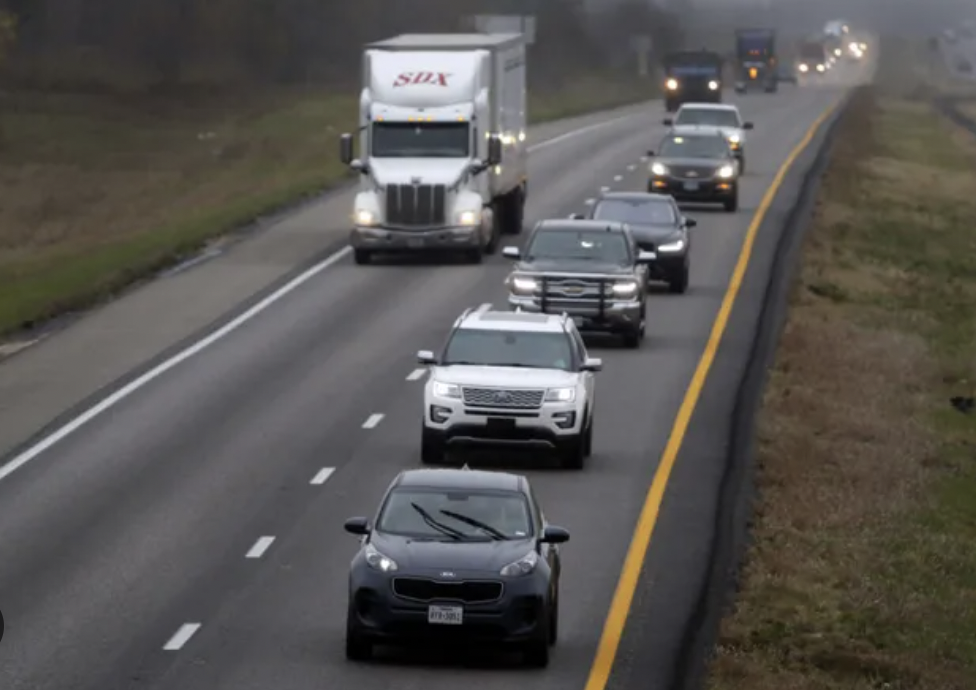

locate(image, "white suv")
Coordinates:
417 308 601 470
664 103 754 171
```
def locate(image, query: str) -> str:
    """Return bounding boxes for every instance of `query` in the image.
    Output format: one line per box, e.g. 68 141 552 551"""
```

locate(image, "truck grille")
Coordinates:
385 183 447 227
669 165 719 179
462 387 545 409
392 578 504 604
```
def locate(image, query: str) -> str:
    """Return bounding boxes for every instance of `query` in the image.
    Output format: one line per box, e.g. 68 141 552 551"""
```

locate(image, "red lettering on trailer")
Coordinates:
393 71 451 87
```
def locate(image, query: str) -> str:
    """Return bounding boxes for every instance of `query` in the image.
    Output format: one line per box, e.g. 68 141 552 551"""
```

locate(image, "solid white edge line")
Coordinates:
362 413 384 429
406 368 426 381
310 467 335 485
0 107 649 482
163 623 201 651
245 536 275 559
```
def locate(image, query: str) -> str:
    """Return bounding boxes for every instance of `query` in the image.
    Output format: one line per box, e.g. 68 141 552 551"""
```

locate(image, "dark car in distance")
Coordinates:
344 467 570 667
573 191 694 293
647 132 741 212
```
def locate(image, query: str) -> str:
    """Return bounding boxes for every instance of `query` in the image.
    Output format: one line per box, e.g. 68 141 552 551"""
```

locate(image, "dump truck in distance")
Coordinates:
733 28 777 93
662 50 723 112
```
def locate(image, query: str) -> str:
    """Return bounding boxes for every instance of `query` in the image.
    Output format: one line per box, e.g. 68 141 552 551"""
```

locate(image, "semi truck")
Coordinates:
662 50 724 112
339 33 528 265
733 28 778 93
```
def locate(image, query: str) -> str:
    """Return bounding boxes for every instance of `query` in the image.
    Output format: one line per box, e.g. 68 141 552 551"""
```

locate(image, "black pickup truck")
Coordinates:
662 50 724 112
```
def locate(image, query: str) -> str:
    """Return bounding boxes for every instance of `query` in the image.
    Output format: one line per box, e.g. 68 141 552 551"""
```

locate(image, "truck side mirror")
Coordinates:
487 135 502 167
662 118 673 126
743 122 754 130
340 133 354 165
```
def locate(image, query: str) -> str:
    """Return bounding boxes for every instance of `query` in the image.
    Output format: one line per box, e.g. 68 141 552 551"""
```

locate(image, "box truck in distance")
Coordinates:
339 33 528 265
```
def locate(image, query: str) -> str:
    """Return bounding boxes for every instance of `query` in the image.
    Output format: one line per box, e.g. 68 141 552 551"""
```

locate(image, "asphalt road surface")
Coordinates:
0 62 865 690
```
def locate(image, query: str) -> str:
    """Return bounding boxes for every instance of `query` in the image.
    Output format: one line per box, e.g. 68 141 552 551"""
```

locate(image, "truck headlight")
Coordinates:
510 276 538 294
544 387 576 403
364 543 398 572
717 165 735 179
355 209 376 226
500 549 538 577
658 239 685 252
727 133 740 144
612 280 639 296
431 381 461 399
708 80 719 90
650 162 668 176
798 63 808 72
457 209 480 226
665 78 678 90
816 64 825 72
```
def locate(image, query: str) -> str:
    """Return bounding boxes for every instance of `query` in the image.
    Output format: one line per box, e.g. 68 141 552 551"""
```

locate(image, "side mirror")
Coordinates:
417 349 437 365
501 246 521 259
743 122 754 130
684 218 697 228
340 133 354 165
662 118 673 125
486 135 502 166
646 149 655 157
581 357 603 372
569 213 584 220
344 517 371 535
540 525 570 544
637 250 657 263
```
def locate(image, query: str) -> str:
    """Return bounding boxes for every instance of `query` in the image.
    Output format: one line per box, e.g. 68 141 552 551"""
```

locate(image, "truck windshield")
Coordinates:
441 328 574 371
371 122 469 158
526 229 631 264
675 108 739 127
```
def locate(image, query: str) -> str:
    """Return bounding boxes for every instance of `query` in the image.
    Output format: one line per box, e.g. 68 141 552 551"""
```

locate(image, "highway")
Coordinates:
0 63 864 690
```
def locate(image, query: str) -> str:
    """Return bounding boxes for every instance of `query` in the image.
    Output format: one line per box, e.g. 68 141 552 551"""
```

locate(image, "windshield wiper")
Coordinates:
411 502 466 541
439 509 507 541
491 363 538 368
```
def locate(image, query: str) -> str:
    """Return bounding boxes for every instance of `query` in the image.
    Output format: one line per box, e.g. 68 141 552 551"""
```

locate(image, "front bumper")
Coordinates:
643 252 687 282
425 395 584 450
350 225 480 251
507 294 642 333
649 176 737 202
349 570 550 645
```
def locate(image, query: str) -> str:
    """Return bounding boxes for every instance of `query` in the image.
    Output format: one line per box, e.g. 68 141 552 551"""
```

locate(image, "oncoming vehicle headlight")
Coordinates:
707 80 719 90
545 387 576 403
364 543 398 572
457 209 480 226
500 549 539 576
816 64 825 72
355 209 376 226
834 48 842 56
510 276 538 294
431 380 461 398
650 162 668 176
665 78 678 90
798 63 809 72
612 280 639 297
658 239 685 252
717 165 735 179
727 133 740 144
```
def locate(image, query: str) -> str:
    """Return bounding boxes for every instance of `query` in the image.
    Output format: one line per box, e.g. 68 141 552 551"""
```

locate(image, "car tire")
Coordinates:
582 414 593 458
668 265 690 294
738 155 746 173
353 249 373 265
724 192 739 213
345 624 373 661
622 326 643 349
464 246 483 264
548 596 559 646
524 632 550 667
560 435 585 470
421 427 446 465
502 188 524 235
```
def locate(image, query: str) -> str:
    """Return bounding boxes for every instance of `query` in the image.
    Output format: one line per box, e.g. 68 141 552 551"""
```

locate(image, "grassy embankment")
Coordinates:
706 40 976 690
0 74 654 338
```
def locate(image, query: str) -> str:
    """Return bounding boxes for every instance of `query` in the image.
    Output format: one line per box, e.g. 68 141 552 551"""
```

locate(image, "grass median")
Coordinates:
0 73 655 338
705 65 976 690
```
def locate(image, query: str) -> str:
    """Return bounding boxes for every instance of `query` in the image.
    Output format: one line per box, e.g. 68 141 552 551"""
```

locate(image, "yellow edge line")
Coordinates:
583 99 840 690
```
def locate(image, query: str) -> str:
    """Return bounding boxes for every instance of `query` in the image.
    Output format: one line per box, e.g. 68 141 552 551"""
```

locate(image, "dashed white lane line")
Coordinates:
627 164 636 171
406 368 426 381
600 186 610 193
613 175 622 181
310 467 335 485
476 302 492 312
245 536 275 559
362 413 385 429
640 155 648 162
584 198 595 205
163 623 201 651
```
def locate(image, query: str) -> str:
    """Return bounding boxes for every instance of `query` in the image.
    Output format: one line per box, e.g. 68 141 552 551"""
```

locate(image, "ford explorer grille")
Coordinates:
385 183 447 227
462 387 545 409
392 578 503 604
669 165 719 179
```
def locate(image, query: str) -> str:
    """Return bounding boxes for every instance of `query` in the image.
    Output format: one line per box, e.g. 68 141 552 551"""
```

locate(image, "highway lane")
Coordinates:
0 83 848 690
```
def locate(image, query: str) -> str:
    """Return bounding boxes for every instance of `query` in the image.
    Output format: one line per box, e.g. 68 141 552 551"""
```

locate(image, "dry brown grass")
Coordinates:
0 75 652 337
706 57 976 690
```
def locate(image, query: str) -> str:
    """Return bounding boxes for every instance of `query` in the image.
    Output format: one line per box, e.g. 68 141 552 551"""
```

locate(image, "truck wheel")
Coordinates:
501 188 524 235
353 249 372 265
484 209 499 255
724 192 739 213
560 435 585 470
463 244 483 264
421 427 446 465
668 265 690 294
582 413 593 457
622 329 642 349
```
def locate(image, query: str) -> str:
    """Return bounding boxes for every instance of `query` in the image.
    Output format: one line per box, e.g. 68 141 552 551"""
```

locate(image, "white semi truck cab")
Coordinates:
339 33 529 265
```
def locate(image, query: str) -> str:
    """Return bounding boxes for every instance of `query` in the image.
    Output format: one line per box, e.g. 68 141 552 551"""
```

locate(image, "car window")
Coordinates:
442 327 574 371
570 326 588 362
675 108 740 128
526 228 631 264
592 199 676 225
658 135 731 159
377 487 534 540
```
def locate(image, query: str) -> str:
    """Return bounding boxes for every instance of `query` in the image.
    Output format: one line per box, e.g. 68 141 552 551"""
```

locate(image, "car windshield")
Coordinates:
674 108 739 128
659 135 729 159
442 328 574 371
526 228 630 263
371 122 470 158
592 199 676 226
377 487 533 540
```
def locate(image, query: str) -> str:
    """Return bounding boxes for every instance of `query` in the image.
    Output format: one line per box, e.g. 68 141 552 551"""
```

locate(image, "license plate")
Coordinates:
407 238 424 248
428 605 463 625
486 417 516 432
683 181 700 191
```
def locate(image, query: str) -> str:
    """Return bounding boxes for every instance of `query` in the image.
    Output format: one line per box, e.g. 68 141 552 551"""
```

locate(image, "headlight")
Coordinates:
612 280 639 296
658 239 685 252
364 543 398 572
510 276 538 294
457 209 480 226
500 549 539 576
650 162 668 175
707 80 719 90
816 64 825 72
717 165 735 179
665 78 678 90
431 380 461 398
727 133 740 144
799 63 808 72
834 48 841 56
544 387 576 403
355 209 376 226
